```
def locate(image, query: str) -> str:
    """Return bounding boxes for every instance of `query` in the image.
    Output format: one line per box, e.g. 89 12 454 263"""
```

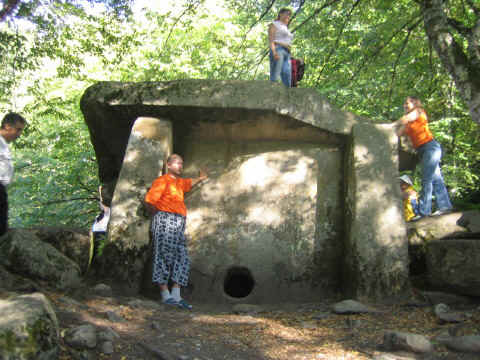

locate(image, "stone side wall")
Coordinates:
344 123 409 300
102 117 172 292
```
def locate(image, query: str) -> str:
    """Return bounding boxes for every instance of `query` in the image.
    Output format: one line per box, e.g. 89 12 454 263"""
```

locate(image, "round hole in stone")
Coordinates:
223 266 255 298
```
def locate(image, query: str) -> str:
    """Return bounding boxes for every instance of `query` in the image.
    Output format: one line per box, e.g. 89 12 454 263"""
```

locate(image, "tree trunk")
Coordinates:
421 0 480 127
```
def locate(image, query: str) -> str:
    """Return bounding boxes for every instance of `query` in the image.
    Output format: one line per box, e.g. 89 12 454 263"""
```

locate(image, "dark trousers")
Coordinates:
0 183 7 236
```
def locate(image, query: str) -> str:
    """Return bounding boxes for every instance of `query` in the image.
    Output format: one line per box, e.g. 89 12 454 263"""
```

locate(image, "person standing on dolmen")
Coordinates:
268 8 294 87
395 96 453 219
144 154 207 310
0 112 27 236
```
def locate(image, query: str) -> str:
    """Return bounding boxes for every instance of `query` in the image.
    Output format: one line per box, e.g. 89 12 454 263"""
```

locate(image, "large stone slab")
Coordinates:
80 80 362 200
407 210 480 245
426 239 480 296
101 117 172 292
184 144 343 302
343 123 409 299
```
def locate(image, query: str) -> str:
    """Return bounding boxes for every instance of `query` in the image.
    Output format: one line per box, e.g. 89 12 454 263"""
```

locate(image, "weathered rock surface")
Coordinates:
332 299 379 314
437 335 480 353
79 80 408 301
343 123 409 299
80 80 361 196
64 324 97 350
28 226 90 273
407 211 480 245
101 117 171 293
382 331 433 353
0 229 82 290
426 239 480 296
0 293 59 360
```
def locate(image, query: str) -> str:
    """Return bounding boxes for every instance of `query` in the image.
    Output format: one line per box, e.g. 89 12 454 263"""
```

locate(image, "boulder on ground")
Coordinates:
28 227 91 273
426 239 480 297
407 211 480 245
0 229 82 290
0 292 59 360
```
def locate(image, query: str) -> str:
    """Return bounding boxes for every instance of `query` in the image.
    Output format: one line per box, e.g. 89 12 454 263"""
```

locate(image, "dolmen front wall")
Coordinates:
80 80 409 302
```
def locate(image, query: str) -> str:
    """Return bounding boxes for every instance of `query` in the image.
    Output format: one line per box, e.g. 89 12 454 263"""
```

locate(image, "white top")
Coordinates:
0 135 13 186
92 205 111 233
272 20 294 47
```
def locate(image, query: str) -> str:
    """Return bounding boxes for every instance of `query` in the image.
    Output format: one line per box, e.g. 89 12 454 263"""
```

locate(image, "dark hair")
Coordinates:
276 8 292 20
1 112 27 129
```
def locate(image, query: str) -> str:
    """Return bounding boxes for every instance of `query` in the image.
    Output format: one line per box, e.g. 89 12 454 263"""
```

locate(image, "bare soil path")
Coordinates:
49 289 480 360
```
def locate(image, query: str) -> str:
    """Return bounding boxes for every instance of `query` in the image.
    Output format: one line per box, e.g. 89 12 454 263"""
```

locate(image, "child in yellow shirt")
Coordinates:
399 175 420 221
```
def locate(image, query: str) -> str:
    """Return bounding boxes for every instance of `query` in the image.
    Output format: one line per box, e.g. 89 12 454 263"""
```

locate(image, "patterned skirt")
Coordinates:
151 210 190 287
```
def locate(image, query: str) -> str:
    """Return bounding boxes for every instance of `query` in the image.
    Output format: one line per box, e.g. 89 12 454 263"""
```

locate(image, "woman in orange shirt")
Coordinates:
395 96 452 219
145 154 207 309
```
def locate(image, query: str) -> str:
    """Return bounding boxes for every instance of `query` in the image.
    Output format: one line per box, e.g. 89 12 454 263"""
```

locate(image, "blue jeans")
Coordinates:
269 45 291 87
417 139 452 216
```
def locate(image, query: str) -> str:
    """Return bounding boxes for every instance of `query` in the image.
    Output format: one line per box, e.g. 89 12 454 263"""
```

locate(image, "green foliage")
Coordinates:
1 0 479 229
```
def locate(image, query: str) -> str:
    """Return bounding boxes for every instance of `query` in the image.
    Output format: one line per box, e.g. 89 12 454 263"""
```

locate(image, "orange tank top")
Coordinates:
405 111 433 149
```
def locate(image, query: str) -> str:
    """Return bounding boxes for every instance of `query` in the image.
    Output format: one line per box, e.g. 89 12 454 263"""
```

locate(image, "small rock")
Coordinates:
332 299 377 314
106 311 125 322
434 303 466 323
92 283 112 296
382 331 433 353
99 341 114 354
232 304 264 314
64 324 97 349
438 335 480 353
97 327 119 341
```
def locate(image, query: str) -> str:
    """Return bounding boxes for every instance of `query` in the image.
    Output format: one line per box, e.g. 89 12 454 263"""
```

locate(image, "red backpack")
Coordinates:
291 58 305 87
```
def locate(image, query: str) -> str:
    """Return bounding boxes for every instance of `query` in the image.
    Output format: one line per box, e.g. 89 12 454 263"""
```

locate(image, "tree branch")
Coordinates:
314 0 363 86
421 0 480 127
348 14 423 83
290 0 341 34
247 0 277 33
163 0 202 49
387 20 420 106
0 0 21 22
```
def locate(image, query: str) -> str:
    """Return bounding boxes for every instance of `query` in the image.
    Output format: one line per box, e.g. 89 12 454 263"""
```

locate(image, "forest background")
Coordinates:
1 0 479 229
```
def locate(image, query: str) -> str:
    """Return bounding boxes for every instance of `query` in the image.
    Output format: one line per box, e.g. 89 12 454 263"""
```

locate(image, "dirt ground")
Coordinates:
48 288 480 360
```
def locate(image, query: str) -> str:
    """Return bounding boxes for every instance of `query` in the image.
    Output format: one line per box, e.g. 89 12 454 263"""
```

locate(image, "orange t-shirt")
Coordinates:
405 111 434 149
145 174 192 217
